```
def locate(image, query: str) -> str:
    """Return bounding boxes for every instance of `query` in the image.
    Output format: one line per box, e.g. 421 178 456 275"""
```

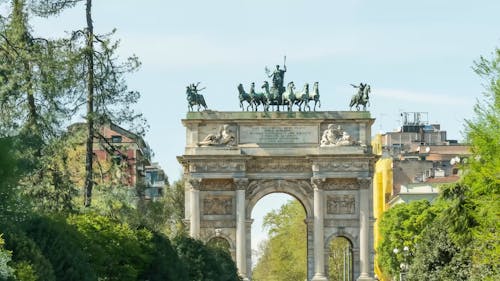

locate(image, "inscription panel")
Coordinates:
239 126 318 144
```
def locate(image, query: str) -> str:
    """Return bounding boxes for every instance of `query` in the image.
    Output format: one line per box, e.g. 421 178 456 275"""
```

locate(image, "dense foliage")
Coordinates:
173 235 241 281
376 200 438 279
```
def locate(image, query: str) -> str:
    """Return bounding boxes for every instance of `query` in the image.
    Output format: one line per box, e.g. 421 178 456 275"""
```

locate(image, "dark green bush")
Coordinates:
173 235 241 281
23 216 96 281
0 223 55 281
139 232 187 281
67 213 147 281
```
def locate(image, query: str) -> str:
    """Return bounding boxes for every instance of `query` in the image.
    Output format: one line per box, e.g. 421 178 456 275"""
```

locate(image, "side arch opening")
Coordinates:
327 236 354 281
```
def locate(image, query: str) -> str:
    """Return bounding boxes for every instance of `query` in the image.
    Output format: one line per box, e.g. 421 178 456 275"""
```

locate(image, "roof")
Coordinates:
425 175 460 184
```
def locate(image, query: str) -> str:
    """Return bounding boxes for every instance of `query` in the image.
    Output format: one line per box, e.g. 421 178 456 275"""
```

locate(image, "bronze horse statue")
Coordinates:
281 82 297 112
237 83 254 111
294 83 309 112
350 84 370 111
250 82 269 111
305 82 320 111
262 81 282 111
186 83 207 111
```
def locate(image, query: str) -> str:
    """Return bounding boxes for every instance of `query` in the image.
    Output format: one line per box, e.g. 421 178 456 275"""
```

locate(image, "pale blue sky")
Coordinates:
10 0 500 180
17 0 499 181
4 0 500 261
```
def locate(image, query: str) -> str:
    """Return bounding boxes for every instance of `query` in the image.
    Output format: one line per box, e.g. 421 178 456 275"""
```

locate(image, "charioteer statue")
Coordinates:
265 58 287 94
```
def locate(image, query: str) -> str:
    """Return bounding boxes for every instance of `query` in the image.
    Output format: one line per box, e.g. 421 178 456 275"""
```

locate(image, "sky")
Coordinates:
5 0 500 264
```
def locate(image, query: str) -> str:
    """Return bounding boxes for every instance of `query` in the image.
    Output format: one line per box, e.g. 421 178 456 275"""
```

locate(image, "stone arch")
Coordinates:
325 231 357 250
246 179 313 218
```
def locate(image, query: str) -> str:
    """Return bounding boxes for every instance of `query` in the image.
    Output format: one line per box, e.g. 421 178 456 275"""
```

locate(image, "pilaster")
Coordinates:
311 178 328 281
234 178 249 281
188 178 202 238
357 177 374 281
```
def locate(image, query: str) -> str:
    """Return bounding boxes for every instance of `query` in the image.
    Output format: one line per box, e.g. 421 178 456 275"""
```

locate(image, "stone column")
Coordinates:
234 178 249 281
311 178 328 281
188 178 202 238
357 178 374 281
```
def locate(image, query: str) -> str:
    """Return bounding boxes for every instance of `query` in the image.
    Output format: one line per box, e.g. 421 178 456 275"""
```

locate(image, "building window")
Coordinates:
111 135 122 143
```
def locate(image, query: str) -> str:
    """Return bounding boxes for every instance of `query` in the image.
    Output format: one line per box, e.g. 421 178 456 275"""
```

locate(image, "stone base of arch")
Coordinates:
178 111 376 281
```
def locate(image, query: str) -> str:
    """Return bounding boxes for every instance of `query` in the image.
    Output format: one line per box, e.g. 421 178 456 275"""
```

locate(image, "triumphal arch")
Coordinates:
178 110 375 281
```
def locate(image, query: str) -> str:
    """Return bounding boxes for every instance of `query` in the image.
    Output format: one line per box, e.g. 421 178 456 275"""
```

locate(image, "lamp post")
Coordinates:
393 246 410 281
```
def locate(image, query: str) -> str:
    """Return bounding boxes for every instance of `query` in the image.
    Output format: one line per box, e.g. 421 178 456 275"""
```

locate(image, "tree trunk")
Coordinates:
83 0 94 207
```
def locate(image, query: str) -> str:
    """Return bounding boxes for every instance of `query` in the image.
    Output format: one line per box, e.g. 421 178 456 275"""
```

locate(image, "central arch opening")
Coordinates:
250 193 307 281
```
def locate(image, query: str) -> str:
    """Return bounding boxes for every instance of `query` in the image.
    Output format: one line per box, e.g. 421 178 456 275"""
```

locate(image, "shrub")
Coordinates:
67 213 147 281
23 216 96 281
0 223 55 281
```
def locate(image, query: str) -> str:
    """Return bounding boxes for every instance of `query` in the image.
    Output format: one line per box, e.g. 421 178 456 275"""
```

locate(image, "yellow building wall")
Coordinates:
372 134 393 281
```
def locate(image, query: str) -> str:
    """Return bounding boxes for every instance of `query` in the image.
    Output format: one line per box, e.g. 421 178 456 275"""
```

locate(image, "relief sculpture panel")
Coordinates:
327 195 356 214
203 196 233 215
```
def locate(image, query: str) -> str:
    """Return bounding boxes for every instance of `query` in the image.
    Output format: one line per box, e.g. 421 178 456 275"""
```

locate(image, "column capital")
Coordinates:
357 177 372 189
188 178 203 190
311 177 327 190
234 178 249 190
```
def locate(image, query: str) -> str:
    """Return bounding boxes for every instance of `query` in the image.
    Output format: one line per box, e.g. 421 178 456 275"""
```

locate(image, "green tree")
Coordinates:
0 0 76 140
0 137 22 221
65 0 146 207
6 0 147 207
384 48 500 281
0 0 84 215
376 200 438 280
252 200 307 281
407 220 471 281
22 131 81 215
464 47 500 280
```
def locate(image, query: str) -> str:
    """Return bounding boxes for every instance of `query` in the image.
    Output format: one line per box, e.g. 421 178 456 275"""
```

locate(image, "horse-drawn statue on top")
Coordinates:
237 57 321 112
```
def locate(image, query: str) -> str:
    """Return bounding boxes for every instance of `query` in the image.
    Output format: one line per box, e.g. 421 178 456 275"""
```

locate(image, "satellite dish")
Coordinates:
450 159 456 165
416 146 421 152
425 146 430 153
